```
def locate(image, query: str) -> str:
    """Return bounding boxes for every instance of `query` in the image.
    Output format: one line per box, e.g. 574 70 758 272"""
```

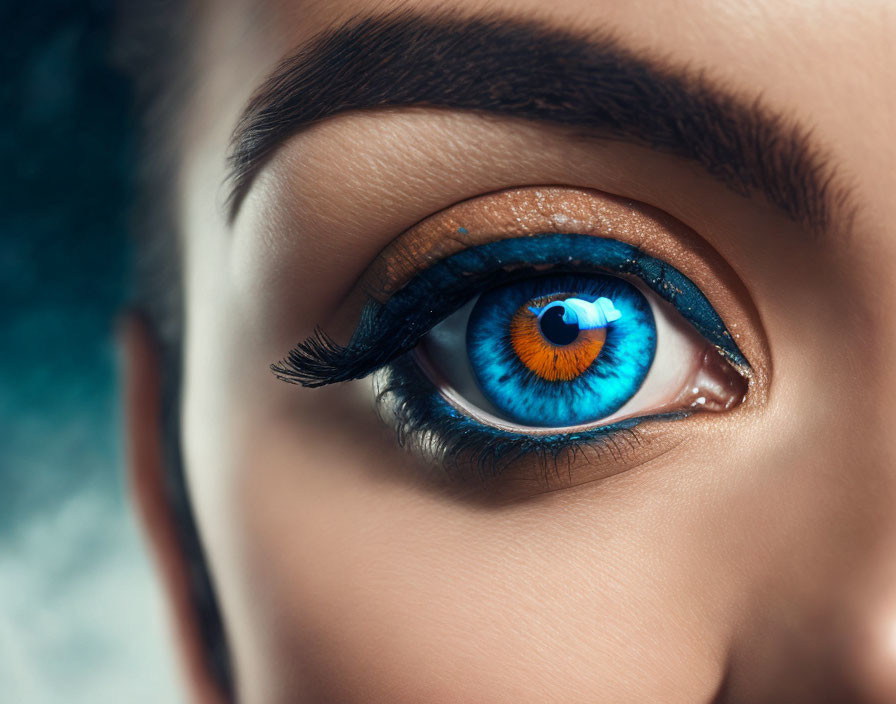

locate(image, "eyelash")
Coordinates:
272 233 749 477
273 234 749 383
375 352 690 479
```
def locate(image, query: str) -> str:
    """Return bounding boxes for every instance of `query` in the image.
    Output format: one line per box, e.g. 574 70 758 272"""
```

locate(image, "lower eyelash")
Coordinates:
374 353 691 482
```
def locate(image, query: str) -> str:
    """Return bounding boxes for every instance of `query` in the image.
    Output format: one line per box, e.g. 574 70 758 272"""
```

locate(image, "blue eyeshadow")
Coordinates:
272 233 749 389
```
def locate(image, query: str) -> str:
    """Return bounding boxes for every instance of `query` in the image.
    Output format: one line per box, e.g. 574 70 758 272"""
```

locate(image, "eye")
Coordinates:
421 272 743 430
272 232 751 475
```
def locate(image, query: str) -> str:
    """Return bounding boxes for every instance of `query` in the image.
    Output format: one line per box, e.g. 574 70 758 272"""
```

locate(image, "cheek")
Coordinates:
197 385 730 704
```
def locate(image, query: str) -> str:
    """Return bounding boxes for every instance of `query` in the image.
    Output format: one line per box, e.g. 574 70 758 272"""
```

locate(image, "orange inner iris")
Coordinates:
509 295 607 382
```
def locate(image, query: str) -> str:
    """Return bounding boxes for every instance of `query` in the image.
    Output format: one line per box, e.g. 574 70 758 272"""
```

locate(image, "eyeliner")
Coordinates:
272 234 749 387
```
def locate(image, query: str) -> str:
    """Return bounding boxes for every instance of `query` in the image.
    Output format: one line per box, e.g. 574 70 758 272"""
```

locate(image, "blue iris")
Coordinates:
466 274 656 427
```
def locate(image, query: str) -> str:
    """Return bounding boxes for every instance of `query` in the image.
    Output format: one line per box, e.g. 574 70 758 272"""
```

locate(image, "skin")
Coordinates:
124 1 896 702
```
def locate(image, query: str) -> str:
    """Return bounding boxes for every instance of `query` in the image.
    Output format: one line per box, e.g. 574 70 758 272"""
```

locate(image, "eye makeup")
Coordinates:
272 186 762 479
355 186 739 304
374 352 694 481
274 233 748 385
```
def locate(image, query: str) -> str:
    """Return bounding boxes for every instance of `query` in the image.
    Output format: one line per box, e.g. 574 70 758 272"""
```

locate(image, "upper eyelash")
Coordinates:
271 234 750 387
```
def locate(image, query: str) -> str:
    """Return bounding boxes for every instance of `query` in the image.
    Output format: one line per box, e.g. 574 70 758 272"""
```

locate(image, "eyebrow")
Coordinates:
228 12 849 233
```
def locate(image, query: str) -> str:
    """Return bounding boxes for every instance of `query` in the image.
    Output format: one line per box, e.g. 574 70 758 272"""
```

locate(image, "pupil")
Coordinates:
539 305 580 346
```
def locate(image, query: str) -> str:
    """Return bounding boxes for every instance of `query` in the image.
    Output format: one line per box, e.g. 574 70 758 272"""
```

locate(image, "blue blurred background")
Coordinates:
1 3 181 701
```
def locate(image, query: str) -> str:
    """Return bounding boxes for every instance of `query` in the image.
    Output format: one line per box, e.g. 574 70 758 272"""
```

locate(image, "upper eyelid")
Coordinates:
270 234 749 388
348 185 726 306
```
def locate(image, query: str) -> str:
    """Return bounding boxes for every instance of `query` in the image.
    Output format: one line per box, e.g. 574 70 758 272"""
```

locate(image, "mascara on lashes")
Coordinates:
271 234 750 387
381 352 691 473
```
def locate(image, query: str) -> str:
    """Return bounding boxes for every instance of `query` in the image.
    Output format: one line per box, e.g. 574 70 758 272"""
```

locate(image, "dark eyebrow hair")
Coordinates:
227 11 851 233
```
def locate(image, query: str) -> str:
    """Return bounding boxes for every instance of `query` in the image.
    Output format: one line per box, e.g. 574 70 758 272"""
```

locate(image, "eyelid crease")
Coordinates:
271 233 750 388
356 186 684 303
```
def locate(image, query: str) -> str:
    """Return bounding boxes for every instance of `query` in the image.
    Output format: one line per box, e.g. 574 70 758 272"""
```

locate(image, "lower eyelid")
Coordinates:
373 352 693 484
414 342 731 440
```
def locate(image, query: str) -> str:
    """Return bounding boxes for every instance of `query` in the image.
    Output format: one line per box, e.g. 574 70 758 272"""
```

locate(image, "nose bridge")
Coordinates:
728 516 896 703
829 419 896 702
834 543 896 704
725 436 896 702
806 459 896 703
